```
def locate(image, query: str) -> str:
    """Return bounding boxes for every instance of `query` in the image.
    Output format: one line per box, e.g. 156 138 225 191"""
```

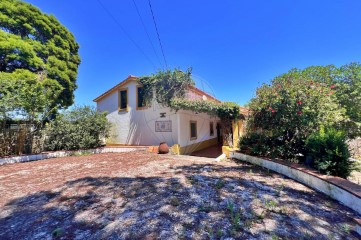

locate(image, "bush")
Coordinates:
246 65 350 160
239 132 267 156
44 106 110 151
239 132 274 157
305 127 353 178
239 132 299 159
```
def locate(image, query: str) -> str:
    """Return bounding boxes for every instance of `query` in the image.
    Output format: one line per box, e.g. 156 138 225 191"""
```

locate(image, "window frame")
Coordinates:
136 86 147 110
210 121 214 136
190 120 197 140
118 88 128 112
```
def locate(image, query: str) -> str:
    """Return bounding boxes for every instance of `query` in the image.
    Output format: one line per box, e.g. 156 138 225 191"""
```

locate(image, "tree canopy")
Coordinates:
248 63 361 137
0 70 62 123
242 63 361 161
0 0 80 109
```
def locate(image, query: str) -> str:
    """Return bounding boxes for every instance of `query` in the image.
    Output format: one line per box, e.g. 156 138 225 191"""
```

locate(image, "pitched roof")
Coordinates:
93 75 250 118
188 85 221 103
93 75 137 102
93 75 222 103
239 106 250 116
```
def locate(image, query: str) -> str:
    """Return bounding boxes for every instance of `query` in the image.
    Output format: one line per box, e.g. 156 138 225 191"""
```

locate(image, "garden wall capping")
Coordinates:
230 151 361 215
0 146 148 166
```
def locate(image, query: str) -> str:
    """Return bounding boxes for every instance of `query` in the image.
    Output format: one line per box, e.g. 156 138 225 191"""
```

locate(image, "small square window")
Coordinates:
190 121 197 140
210 122 214 136
119 89 127 111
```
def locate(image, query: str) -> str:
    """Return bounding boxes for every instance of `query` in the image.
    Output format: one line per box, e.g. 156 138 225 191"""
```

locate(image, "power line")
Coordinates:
147 0 168 69
131 0 164 69
96 0 157 70
193 74 218 100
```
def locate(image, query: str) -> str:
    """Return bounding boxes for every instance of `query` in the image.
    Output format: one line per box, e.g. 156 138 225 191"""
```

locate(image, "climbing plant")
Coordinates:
170 99 241 147
138 69 242 146
138 69 241 121
138 68 194 107
170 98 241 120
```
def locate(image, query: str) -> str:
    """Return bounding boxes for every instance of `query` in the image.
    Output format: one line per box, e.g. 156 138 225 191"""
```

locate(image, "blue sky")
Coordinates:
25 0 361 106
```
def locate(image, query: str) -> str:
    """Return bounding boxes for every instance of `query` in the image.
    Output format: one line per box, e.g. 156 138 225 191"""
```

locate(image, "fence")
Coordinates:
349 138 361 160
0 124 44 157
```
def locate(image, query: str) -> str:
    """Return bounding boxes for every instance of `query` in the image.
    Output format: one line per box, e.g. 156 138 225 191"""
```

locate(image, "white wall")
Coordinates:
97 80 219 147
177 110 219 147
97 80 179 146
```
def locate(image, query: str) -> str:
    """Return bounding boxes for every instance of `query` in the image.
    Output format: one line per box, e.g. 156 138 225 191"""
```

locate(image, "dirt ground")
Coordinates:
0 151 360 239
349 170 361 185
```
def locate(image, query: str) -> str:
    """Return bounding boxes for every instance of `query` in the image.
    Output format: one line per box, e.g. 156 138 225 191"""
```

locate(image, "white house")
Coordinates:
93 75 222 154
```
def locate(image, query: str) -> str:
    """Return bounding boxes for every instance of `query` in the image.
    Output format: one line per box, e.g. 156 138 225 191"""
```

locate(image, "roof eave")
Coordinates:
93 75 138 102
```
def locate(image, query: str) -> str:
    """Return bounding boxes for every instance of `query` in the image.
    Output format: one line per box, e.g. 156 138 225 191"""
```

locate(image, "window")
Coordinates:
137 86 146 109
190 121 197 140
119 89 128 111
210 122 214 136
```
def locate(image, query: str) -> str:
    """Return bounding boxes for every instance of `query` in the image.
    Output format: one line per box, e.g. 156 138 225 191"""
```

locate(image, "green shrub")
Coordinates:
239 132 267 156
239 132 294 159
305 127 353 178
44 106 110 151
245 65 353 161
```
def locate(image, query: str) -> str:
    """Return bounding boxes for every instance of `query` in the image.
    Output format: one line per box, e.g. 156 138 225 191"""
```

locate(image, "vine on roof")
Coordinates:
170 98 242 120
138 68 194 108
137 68 242 120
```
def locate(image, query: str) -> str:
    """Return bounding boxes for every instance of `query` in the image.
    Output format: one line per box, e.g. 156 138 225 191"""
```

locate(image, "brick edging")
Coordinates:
254 155 361 199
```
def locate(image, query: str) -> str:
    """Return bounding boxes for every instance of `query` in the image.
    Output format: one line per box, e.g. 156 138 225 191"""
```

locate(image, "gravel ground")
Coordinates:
0 151 360 239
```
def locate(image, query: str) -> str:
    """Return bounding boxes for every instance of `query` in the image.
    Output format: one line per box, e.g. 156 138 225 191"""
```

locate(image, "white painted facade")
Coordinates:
95 77 220 149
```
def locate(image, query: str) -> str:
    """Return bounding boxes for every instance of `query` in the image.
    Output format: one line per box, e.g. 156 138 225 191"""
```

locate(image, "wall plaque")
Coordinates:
155 120 172 132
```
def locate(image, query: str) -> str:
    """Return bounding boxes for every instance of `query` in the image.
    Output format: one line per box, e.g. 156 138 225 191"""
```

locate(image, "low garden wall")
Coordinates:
231 151 361 215
0 146 148 166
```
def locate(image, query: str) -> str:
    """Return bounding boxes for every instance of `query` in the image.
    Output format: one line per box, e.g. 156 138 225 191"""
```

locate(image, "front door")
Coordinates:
216 123 222 144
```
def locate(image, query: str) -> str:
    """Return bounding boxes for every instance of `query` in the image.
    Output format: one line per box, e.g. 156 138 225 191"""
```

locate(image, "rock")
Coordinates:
159 230 171 239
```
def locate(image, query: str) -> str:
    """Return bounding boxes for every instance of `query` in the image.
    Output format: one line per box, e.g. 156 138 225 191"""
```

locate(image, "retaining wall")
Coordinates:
231 151 361 215
0 147 148 166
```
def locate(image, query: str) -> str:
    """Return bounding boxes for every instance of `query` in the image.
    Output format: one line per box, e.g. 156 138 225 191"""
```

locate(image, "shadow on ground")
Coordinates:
0 161 360 239
190 144 223 158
